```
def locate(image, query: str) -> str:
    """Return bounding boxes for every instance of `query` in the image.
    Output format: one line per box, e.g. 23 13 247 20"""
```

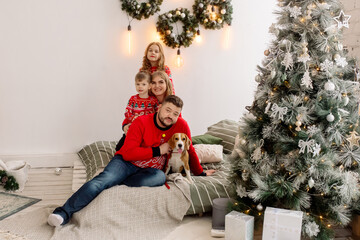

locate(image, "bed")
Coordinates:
72 119 240 215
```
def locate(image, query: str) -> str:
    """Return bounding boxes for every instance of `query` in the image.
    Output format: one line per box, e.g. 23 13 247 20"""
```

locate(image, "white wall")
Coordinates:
0 0 277 155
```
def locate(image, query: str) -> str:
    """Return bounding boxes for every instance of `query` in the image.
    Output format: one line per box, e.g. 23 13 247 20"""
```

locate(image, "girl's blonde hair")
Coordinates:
151 71 173 98
142 42 165 71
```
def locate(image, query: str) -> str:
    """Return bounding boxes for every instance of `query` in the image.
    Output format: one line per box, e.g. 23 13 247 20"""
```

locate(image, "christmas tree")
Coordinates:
230 0 360 239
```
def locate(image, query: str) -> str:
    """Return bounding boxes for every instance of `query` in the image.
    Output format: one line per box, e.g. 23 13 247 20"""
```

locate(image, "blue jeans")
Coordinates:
53 155 166 224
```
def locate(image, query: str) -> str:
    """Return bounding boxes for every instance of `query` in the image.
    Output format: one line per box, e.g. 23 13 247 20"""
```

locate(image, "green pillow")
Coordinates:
192 134 223 145
205 119 240 154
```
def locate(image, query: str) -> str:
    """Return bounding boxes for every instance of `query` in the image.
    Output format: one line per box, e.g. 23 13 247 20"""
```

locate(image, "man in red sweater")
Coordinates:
48 95 215 227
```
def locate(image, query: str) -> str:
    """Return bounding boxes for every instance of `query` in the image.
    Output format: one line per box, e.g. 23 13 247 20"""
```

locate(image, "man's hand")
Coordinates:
123 124 131 135
159 142 171 155
204 169 216 176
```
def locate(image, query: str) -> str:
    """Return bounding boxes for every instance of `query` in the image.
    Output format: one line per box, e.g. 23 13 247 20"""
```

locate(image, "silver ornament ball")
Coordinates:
257 203 263 211
324 81 335 91
326 113 335 122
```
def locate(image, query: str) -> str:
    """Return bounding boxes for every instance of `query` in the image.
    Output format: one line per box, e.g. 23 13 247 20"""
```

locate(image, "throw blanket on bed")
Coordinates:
0 174 191 240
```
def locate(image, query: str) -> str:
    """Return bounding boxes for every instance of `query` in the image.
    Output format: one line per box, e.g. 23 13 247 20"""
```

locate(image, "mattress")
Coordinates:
73 141 236 215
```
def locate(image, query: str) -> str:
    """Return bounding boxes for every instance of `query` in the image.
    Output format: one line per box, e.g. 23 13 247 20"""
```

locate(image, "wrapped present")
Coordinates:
225 211 254 240
262 207 303 240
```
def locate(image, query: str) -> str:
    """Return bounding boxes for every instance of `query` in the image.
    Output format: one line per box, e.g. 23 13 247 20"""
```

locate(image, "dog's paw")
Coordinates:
185 178 193 184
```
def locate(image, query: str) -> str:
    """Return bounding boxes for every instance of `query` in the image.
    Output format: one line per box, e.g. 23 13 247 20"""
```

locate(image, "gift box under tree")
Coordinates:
262 207 303 240
225 210 254 240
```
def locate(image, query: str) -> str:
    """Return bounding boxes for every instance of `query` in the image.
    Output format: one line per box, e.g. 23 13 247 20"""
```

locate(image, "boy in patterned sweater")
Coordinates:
115 71 159 151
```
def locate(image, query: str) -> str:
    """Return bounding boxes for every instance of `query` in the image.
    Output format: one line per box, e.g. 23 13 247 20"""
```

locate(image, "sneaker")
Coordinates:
47 214 64 227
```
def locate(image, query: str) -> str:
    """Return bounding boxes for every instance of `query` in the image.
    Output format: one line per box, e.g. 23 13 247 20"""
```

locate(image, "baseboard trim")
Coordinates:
0 153 78 168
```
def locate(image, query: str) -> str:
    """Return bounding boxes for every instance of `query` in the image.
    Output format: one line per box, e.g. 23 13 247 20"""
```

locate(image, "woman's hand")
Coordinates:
204 169 216 176
123 124 131 135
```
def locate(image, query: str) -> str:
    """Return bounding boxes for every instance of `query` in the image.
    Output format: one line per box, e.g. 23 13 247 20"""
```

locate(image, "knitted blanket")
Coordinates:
0 174 191 240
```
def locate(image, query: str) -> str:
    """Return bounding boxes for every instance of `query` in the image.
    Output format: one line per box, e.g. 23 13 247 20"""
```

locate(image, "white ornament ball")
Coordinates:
204 18 208 23
177 7 182 11
217 19 223 24
308 177 315 188
324 81 335 91
136 4 140 9
167 13 172 18
221 9 226 14
199 3 204 8
255 75 261 82
257 203 263 211
176 10 181 15
240 139 246 145
180 13 186 18
170 33 175 38
55 167 62 175
343 96 349 106
326 113 335 122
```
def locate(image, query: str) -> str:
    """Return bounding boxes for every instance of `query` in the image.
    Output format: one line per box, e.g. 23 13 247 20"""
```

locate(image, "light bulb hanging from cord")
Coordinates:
127 24 132 55
195 29 202 43
175 48 184 68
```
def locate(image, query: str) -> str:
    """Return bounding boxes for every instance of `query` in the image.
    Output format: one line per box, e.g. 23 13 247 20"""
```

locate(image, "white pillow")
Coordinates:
194 144 223 163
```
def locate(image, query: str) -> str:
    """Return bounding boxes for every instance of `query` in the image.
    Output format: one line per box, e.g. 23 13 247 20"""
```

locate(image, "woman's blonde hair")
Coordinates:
142 42 165 71
151 71 173 98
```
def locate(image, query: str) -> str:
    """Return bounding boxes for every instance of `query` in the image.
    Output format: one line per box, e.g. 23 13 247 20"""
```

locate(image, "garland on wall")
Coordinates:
119 0 233 65
0 170 19 191
156 8 199 49
192 0 233 29
120 0 163 20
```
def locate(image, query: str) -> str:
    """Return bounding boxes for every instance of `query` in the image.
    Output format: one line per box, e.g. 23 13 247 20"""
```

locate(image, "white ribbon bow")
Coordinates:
270 103 288 121
298 139 315 154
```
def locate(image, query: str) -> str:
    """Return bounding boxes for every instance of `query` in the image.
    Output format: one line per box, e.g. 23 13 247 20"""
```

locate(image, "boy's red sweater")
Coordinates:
116 113 204 176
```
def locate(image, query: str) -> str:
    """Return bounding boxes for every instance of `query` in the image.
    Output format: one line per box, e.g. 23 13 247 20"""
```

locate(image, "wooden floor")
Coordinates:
9 166 359 240
14 166 74 214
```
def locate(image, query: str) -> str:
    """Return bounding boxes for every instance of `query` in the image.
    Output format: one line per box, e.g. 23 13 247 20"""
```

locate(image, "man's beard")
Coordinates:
158 113 174 127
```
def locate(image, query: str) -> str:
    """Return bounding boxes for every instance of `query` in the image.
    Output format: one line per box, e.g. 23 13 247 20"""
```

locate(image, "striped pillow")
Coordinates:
205 119 240 154
77 141 117 180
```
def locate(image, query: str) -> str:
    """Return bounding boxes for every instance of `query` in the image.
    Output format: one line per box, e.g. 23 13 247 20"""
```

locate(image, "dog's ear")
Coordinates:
185 135 191 151
168 134 176 149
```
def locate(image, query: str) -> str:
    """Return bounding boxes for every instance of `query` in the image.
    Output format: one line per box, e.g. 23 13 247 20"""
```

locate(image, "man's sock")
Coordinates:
47 214 64 227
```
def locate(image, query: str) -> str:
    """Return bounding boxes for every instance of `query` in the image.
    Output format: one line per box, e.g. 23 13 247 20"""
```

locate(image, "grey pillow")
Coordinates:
205 119 240 154
77 141 117 180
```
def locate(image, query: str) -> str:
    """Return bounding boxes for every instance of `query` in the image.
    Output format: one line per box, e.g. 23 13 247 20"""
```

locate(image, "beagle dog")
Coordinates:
165 133 193 184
